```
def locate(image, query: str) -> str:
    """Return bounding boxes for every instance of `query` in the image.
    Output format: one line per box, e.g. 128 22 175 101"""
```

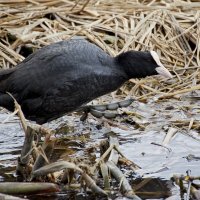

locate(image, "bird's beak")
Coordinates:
150 50 172 78
156 65 173 78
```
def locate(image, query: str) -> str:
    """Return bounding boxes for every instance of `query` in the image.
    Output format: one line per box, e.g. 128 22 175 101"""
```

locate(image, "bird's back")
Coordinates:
0 39 111 94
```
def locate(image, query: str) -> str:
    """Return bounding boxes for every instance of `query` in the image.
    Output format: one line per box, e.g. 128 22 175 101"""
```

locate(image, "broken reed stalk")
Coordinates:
10 94 56 181
19 126 35 165
0 182 60 195
32 161 107 196
32 140 55 173
106 161 140 199
158 85 200 100
7 92 27 133
107 138 140 199
0 193 26 200
97 136 141 199
173 173 200 200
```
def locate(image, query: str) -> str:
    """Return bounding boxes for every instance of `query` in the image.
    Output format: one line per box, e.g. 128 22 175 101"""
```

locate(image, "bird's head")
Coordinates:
115 50 172 79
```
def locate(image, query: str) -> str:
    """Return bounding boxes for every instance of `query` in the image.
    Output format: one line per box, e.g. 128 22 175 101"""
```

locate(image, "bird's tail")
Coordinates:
0 93 14 111
0 68 15 111
0 68 15 82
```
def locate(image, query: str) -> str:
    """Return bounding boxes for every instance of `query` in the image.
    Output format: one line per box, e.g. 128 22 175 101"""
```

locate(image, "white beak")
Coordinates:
150 51 172 78
155 65 173 78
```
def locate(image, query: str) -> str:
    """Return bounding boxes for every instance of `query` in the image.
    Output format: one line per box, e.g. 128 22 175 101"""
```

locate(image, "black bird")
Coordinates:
0 39 172 124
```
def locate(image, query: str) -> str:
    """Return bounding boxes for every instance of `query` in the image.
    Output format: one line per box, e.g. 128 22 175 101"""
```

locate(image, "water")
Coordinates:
119 130 200 179
0 112 23 161
0 98 200 199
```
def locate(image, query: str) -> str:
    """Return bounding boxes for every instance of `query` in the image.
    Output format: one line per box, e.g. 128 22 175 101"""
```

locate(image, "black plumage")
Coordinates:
0 39 172 124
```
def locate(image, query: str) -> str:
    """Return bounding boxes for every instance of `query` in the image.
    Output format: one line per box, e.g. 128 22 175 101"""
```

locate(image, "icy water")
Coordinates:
119 130 200 178
0 98 200 199
0 112 23 181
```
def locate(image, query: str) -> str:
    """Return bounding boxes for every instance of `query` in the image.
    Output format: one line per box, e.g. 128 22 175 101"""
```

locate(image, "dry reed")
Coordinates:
0 0 199 100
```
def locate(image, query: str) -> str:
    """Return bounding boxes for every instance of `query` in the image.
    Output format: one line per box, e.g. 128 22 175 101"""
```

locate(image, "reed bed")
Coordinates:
0 0 199 100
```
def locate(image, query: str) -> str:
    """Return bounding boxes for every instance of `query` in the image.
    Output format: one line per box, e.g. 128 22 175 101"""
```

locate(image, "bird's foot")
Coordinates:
80 98 134 121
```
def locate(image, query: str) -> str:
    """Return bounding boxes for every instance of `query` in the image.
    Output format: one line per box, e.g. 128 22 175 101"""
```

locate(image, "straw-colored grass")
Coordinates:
0 0 199 101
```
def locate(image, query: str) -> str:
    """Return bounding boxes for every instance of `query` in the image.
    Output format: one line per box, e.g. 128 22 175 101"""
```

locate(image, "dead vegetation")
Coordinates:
0 0 200 101
1 98 143 199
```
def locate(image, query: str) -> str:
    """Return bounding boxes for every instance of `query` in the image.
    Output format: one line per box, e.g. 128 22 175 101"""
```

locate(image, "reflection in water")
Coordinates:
120 131 200 179
0 112 23 161
132 178 174 199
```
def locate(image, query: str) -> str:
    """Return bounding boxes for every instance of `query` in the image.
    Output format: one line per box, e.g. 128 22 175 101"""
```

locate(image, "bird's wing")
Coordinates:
40 68 126 114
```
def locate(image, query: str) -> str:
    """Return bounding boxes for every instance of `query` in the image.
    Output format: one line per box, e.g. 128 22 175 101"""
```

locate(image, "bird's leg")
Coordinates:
80 98 134 121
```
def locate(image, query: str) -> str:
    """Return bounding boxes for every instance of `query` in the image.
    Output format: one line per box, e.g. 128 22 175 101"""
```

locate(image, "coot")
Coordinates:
0 39 172 124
